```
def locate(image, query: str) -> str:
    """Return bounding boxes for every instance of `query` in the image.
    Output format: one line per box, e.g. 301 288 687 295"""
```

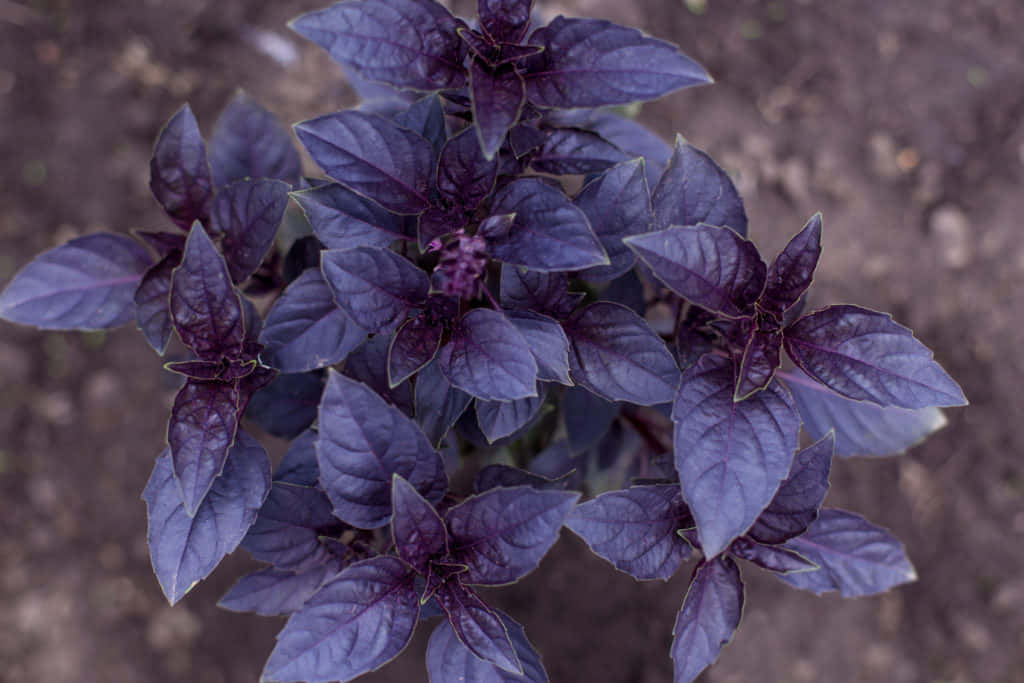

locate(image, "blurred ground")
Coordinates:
1 0 1023 681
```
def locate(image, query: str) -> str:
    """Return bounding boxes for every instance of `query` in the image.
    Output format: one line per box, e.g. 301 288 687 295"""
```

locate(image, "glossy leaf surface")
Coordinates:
242 481 343 570
748 433 833 545
437 308 538 401
292 183 409 249
475 386 547 443
671 557 744 683
761 213 822 314
209 178 290 283
389 315 443 387
426 609 548 683
435 581 522 673
499 265 578 319
219 562 341 617
391 475 448 574
471 62 526 160
149 104 214 230
728 537 816 574
530 128 627 176
735 330 783 400
651 137 747 235
505 310 571 385
209 92 301 187
437 126 499 209
321 246 429 334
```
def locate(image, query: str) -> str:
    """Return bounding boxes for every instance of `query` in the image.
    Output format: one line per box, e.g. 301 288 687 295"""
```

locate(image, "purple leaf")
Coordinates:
394 94 448 153
530 127 628 175
574 158 653 282
499 264 580 319
563 386 619 454
343 334 416 415
391 474 448 574
169 225 245 360
728 537 816 574
415 360 474 446
438 308 538 401
779 369 948 457
523 17 711 108
134 252 178 354
583 112 671 187
292 183 409 249
149 104 214 230
135 230 186 258
507 121 546 157
777 509 917 597
0 233 151 331
783 304 967 409
389 315 444 387
241 481 344 571
275 429 321 487
167 379 240 516
447 487 579 585
505 310 571 385
487 178 608 271
244 372 325 440
418 207 467 250
435 581 522 673
470 62 526 160
564 302 680 405
438 126 500 209
626 224 765 318
735 329 783 400
474 465 563 493
143 431 270 604
263 556 419 683
748 433 833 545
294 111 434 214
208 178 290 283
219 562 343 617
475 384 547 443
761 213 822 314
671 557 744 683
260 268 367 373
427 609 547 683
209 92 301 187
567 484 693 580
478 0 533 43
321 246 429 334
290 0 467 92
165 358 256 382
651 137 748 235
672 355 800 558
318 371 447 528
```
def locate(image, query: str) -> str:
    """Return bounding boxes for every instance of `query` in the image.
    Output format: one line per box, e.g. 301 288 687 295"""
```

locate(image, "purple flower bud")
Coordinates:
434 231 489 300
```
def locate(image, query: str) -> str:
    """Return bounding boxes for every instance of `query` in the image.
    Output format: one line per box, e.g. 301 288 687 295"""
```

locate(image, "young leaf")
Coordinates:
389 314 444 387
651 137 748 235
262 556 420 683
219 562 343 617
564 302 680 405
292 183 409 249
563 386 619 454
318 371 447 528
567 485 693 580
391 474 448 574
672 355 800 558
437 308 538 402
778 368 948 457
735 329 783 400
475 384 547 443
671 557 744 683
149 104 214 230
499 265 579 319
167 379 240 516
505 310 571 385
437 126 499 209
415 360 474 446
169 225 245 360
747 433 834 545
530 128 628 176
320 246 429 334
446 487 579 585
260 268 367 373
244 372 325 440
760 213 822 314
134 252 178 353
290 0 467 92
274 429 321 487
487 178 608 272
241 481 343 571
478 0 533 43
209 92 302 187
426 609 548 683
434 581 522 674
0 233 151 331
143 432 271 605
294 111 434 214
625 224 765 318
777 509 917 597
208 178 290 283
523 17 711 108
470 62 526 160
728 537 816 574
783 305 967 409
574 158 653 282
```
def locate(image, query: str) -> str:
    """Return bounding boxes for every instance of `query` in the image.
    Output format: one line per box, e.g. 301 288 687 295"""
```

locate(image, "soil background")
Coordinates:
2 0 1023 681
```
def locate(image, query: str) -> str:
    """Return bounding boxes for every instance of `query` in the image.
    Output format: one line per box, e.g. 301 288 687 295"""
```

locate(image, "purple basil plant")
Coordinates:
0 0 966 681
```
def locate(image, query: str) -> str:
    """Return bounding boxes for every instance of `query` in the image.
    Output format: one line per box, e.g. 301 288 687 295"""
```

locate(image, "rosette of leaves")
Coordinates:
0 1 968 682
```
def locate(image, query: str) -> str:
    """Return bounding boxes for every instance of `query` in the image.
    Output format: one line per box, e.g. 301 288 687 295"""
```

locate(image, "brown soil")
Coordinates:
2 1 1022 681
